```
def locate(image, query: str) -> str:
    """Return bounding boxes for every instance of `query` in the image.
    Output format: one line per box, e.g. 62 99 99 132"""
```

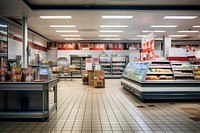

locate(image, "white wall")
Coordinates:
8 24 48 63
48 50 140 63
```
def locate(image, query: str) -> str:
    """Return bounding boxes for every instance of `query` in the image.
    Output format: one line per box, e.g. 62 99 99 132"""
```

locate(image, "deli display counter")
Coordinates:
121 60 200 101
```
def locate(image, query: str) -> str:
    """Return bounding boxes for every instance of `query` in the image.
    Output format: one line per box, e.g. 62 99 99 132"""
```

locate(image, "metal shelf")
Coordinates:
174 75 194 77
149 66 172 68
147 72 173 75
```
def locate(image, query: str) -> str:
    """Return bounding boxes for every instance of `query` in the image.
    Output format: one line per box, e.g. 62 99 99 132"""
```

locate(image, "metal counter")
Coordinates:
0 78 58 121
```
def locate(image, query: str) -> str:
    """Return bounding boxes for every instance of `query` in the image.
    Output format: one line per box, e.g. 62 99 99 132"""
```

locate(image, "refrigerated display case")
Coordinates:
0 20 8 82
121 60 200 101
171 61 194 80
112 56 126 76
99 56 111 76
190 60 200 80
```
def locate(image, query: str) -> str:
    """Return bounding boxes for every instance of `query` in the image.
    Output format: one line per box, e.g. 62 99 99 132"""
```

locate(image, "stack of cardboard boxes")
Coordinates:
82 70 105 88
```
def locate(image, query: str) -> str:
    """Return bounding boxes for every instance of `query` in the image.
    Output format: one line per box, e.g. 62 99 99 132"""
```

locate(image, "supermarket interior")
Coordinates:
0 0 200 133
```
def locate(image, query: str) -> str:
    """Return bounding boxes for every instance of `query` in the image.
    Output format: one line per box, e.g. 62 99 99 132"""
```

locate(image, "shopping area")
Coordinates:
0 0 200 132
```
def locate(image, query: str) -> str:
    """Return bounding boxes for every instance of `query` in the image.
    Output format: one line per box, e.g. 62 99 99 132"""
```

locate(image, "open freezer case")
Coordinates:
121 60 200 101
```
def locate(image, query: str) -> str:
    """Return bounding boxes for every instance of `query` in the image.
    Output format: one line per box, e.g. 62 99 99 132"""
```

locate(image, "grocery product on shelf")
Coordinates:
171 61 194 80
190 60 200 80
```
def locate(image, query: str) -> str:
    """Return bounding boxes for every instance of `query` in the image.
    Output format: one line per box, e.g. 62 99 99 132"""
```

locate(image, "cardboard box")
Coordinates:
94 80 104 87
94 70 104 77
89 80 94 86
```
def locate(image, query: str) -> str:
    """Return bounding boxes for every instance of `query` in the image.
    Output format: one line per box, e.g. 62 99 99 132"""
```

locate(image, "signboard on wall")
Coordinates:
56 43 141 50
141 33 154 52
85 58 92 70
140 33 154 60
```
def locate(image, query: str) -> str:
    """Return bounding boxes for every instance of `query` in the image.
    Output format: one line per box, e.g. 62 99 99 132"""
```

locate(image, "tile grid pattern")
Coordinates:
0 79 200 133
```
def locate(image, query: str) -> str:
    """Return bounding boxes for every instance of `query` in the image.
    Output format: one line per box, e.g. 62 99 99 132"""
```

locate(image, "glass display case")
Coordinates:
121 60 200 101
123 61 150 81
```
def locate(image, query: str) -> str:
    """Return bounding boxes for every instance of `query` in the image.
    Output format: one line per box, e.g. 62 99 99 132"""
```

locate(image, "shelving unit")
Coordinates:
190 61 200 80
0 22 8 81
70 55 91 77
146 61 174 80
112 56 126 76
171 61 194 80
99 56 111 76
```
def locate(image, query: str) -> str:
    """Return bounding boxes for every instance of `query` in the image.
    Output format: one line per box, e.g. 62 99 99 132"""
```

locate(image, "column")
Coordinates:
163 36 171 59
22 17 28 68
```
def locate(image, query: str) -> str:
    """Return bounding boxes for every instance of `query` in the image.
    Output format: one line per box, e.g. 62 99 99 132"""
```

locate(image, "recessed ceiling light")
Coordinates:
40 16 72 19
100 25 128 28
56 30 79 32
50 25 76 28
193 25 200 28
169 35 187 37
178 30 199 33
102 38 121 40
99 30 124 33
99 30 124 32
136 35 146 37
142 30 165 33
151 25 177 28
61 35 80 37
0 30 7 35
102 16 133 19
163 16 197 19
129 38 142 40
64 38 82 40
0 24 7 27
99 35 119 37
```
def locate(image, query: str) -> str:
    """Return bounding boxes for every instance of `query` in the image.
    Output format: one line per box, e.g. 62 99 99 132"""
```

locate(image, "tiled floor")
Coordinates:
0 79 200 133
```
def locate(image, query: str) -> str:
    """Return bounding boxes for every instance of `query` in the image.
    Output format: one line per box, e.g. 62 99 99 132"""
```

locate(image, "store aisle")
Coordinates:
0 79 200 133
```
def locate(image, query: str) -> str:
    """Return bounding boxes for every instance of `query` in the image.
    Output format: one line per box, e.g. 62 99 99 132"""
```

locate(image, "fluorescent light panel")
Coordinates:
136 35 146 37
99 35 119 37
193 25 200 28
163 16 197 19
56 30 78 32
50 25 76 28
0 24 7 27
102 16 133 19
178 30 199 33
169 35 187 37
100 25 128 28
142 30 165 33
129 38 142 40
99 30 124 33
151 25 177 28
102 38 121 40
40 16 72 19
61 35 80 37
64 38 82 40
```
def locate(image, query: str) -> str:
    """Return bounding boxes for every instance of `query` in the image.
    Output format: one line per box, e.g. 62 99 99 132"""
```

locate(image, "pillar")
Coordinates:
163 36 171 59
22 17 28 68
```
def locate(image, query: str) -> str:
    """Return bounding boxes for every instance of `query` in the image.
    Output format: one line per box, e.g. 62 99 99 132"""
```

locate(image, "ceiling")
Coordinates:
1 0 200 42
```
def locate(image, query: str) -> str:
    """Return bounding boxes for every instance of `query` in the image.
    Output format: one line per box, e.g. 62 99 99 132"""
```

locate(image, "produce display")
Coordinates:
190 61 200 79
150 63 171 67
149 68 172 73
146 75 173 80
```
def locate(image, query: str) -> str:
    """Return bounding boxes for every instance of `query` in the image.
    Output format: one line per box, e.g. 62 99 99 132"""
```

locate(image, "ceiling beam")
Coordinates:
23 1 200 11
